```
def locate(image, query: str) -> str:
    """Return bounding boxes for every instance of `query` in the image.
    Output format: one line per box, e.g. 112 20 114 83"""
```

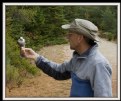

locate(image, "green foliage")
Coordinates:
6 30 39 84
33 6 68 36
106 32 114 41
6 64 20 83
100 7 117 35
102 32 115 41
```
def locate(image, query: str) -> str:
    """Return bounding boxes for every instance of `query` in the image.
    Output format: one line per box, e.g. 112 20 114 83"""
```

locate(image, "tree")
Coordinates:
100 6 117 37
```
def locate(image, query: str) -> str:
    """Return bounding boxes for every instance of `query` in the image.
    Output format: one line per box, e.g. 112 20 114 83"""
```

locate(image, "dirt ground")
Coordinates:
6 38 118 98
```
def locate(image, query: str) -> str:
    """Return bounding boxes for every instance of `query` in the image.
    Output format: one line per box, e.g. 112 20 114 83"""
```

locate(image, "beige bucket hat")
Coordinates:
61 19 99 41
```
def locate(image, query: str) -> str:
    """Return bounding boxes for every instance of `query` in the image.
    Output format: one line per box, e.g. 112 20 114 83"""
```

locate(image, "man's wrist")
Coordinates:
34 54 39 61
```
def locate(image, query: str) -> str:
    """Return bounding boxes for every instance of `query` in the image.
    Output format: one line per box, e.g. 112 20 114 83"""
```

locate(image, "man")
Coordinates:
21 19 112 97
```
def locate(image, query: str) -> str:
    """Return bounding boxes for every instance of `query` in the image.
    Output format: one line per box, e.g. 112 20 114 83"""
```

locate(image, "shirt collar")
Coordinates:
73 43 98 59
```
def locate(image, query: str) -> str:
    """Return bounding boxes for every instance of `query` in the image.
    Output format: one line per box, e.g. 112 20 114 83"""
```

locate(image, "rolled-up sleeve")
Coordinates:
93 62 112 97
35 55 71 80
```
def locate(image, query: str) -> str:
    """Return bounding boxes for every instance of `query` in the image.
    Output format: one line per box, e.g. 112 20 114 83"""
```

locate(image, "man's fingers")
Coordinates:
21 47 26 53
20 47 36 59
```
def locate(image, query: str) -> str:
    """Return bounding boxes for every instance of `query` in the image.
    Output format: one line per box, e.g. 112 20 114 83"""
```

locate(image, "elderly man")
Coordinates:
21 19 112 97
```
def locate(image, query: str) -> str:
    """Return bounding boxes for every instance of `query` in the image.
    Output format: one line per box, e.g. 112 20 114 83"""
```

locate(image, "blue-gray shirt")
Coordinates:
35 44 112 97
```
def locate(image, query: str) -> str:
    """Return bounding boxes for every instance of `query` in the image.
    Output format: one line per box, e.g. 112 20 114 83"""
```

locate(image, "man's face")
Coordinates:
66 31 82 50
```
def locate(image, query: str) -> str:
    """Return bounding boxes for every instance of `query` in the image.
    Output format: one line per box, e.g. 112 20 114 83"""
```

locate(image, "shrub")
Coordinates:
103 32 114 41
6 64 20 84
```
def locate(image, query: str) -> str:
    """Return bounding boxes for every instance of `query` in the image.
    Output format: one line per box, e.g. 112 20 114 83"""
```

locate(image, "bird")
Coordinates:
17 37 26 57
17 37 25 47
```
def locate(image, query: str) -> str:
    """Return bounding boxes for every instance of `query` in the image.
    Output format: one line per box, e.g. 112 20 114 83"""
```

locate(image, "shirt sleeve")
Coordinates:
93 62 112 97
35 55 72 80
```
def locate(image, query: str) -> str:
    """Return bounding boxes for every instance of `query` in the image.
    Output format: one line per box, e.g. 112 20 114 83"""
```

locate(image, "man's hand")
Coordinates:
21 47 39 60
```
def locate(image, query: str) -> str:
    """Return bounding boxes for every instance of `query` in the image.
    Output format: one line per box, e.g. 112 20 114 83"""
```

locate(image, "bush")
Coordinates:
98 31 116 41
6 32 40 86
6 64 20 84
104 32 114 41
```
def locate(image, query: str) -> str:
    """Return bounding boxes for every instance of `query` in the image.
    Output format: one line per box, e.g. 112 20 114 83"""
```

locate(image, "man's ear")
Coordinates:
78 35 83 43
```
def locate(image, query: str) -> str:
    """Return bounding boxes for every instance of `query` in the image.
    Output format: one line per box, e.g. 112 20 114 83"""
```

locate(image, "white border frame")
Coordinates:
3 2 120 100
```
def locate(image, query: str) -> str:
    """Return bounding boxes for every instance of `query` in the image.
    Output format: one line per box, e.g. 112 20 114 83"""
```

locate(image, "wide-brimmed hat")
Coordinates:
61 19 99 41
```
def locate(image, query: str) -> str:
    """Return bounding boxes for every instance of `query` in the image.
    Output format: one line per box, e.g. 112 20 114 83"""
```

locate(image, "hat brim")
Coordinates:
61 24 71 29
